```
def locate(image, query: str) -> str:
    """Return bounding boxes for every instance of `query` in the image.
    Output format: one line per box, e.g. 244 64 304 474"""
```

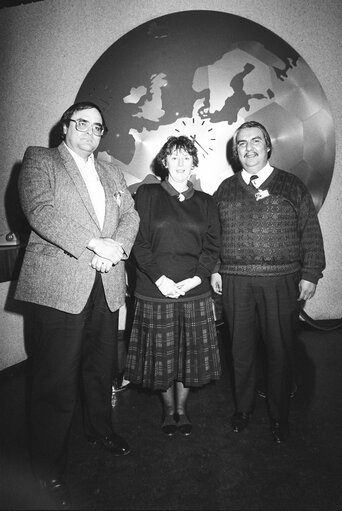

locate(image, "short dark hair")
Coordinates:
60 101 107 139
232 121 272 162
155 135 199 171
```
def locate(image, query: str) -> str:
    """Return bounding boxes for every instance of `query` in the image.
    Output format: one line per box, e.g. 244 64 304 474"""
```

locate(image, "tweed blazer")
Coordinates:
15 143 139 313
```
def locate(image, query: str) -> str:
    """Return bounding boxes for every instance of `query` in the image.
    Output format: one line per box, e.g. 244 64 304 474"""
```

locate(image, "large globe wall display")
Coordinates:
76 10 335 211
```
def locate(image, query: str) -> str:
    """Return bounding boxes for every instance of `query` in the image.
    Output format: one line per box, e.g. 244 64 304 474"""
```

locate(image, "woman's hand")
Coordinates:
176 276 201 294
155 275 185 298
211 273 222 295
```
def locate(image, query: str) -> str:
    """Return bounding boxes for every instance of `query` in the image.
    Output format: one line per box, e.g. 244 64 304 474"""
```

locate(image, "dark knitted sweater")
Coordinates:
214 168 325 283
132 182 221 301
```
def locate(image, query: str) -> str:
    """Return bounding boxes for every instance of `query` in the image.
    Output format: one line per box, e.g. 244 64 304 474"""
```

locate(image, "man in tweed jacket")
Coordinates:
15 102 139 506
212 121 325 445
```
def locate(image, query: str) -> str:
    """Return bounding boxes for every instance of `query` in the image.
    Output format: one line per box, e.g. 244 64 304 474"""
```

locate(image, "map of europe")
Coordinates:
77 11 334 209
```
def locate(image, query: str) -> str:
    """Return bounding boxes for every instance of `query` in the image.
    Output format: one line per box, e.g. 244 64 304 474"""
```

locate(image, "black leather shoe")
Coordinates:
39 477 71 508
161 415 177 436
176 413 192 436
87 432 131 455
232 412 250 433
271 421 289 444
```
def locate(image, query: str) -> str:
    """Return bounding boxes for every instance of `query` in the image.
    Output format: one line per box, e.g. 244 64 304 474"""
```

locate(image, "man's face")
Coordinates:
236 127 269 174
64 108 103 159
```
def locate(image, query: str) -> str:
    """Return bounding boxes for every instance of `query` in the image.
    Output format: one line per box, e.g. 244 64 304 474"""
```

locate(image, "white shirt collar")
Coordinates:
63 142 105 229
63 142 94 168
241 161 274 186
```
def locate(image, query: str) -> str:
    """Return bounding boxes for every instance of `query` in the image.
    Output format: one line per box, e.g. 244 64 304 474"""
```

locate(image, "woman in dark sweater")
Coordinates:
125 136 221 436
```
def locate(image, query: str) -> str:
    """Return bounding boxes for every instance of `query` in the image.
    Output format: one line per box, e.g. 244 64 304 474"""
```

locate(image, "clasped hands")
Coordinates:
156 275 201 298
88 237 124 273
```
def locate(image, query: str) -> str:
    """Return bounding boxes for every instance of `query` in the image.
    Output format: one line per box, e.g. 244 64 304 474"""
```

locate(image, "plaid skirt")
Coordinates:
125 294 221 390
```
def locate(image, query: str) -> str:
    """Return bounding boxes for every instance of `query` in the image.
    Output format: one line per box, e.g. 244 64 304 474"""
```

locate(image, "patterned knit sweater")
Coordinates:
214 168 325 283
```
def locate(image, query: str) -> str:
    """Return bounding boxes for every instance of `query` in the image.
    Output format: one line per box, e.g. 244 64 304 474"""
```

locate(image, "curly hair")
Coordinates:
155 135 199 170
232 121 272 163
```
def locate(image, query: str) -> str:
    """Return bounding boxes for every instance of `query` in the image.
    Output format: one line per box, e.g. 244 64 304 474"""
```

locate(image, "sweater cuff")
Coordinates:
301 271 321 285
195 267 209 282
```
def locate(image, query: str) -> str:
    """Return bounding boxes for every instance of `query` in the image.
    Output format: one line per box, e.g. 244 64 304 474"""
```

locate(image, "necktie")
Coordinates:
249 175 258 188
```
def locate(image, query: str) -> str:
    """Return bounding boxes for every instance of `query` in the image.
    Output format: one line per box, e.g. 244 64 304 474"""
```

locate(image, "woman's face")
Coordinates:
165 147 193 185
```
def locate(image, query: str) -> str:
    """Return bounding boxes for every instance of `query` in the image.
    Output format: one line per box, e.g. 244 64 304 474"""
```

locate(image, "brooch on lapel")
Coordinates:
114 190 124 207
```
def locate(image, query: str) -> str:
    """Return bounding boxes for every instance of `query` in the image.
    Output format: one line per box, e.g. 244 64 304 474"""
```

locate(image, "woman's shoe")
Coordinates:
112 374 130 393
161 414 177 436
176 413 192 436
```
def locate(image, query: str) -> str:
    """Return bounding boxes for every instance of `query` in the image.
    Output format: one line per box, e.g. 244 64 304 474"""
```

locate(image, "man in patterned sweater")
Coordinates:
211 121 325 443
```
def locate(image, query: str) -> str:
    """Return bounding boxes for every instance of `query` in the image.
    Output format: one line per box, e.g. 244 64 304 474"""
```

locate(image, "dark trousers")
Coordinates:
221 273 300 423
27 272 118 480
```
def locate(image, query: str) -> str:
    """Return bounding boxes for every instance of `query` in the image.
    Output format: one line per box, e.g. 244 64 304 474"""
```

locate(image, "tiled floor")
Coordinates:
1 322 342 510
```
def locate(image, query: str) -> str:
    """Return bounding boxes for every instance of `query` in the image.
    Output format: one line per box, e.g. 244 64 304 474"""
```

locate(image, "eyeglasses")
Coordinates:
69 118 105 137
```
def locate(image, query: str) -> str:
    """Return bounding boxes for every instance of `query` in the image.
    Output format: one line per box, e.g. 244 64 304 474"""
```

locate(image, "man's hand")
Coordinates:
89 254 113 273
176 276 201 294
298 279 317 301
211 273 222 295
88 237 124 265
155 275 185 299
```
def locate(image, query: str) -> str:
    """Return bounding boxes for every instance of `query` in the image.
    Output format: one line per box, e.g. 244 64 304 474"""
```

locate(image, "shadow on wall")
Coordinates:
4 119 61 246
4 161 30 244
49 121 61 149
226 136 241 174
4 282 37 378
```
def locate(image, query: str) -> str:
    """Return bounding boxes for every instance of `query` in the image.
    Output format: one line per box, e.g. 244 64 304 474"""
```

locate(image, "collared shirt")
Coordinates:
241 161 274 188
64 143 105 229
